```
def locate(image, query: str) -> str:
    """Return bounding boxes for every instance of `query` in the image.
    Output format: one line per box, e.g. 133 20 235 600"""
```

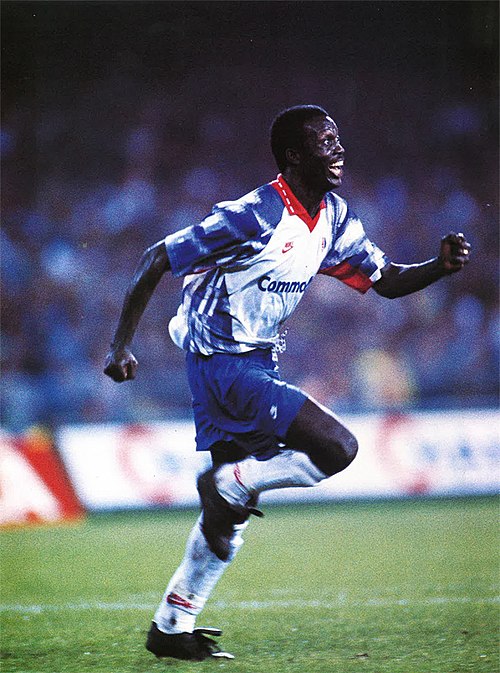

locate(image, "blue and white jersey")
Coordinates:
165 175 389 355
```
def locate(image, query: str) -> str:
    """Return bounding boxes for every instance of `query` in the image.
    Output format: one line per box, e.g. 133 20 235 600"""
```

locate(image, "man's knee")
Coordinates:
331 428 358 473
300 424 358 476
285 398 358 476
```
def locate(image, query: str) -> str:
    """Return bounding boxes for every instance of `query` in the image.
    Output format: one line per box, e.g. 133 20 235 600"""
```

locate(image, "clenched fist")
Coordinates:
104 347 138 382
438 232 471 274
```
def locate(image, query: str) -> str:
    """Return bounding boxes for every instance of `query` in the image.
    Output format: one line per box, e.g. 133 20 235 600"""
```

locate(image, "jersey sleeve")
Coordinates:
319 205 389 293
164 189 279 278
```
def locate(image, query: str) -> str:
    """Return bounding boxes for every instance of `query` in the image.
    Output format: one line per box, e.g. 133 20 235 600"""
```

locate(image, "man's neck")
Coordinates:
281 170 327 219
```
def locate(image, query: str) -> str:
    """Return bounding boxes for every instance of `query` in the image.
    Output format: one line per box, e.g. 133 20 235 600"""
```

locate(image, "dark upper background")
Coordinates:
1 1 498 429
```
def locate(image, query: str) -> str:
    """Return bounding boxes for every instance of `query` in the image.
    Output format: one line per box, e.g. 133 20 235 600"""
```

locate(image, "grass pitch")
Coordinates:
1 497 498 673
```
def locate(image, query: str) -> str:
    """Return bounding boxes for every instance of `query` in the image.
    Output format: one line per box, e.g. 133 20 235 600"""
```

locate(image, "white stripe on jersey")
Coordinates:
165 176 389 354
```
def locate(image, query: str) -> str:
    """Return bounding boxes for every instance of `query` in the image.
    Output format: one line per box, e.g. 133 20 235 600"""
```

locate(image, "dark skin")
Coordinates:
104 113 471 477
281 115 471 297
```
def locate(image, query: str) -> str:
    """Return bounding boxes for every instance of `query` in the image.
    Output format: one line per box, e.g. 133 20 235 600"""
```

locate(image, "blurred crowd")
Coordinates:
2 55 498 431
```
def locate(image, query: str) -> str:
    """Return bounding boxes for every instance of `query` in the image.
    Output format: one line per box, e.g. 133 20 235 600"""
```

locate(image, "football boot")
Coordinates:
146 622 234 660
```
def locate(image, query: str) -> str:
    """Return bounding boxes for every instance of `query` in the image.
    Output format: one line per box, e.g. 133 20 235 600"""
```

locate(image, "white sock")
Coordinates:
153 514 247 634
215 450 327 508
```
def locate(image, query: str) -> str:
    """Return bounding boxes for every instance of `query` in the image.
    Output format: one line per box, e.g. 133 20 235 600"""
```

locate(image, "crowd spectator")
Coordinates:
1 53 497 431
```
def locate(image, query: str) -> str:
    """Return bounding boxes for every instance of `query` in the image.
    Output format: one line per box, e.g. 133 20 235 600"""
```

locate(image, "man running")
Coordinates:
104 105 470 660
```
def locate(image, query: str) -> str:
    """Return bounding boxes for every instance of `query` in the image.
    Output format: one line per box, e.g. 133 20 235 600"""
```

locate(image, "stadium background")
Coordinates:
2 1 498 430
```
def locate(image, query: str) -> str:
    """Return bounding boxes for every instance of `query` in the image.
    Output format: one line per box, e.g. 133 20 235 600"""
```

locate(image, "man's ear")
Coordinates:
285 147 301 165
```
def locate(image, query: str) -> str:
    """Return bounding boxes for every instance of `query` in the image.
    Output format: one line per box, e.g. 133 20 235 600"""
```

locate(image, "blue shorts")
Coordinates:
186 349 307 456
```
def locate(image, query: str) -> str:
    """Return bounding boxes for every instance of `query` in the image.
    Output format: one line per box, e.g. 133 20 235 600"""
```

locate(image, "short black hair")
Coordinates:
270 105 329 171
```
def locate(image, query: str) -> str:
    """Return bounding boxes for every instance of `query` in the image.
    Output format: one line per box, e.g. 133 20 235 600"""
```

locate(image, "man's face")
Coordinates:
298 115 344 191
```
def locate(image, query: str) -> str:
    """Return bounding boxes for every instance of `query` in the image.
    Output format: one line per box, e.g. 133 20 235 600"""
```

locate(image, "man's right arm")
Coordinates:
104 241 171 383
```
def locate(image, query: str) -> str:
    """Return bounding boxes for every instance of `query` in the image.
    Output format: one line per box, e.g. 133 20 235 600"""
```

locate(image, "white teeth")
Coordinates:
330 161 344 167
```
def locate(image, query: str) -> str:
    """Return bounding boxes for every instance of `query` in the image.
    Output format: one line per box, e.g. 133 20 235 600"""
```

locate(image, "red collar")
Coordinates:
271 174 326 232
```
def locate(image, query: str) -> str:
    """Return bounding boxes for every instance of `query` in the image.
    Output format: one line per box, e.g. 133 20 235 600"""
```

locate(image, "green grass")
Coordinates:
1 498 498 673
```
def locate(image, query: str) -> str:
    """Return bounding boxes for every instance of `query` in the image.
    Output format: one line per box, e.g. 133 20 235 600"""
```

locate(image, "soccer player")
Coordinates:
104 105 470 660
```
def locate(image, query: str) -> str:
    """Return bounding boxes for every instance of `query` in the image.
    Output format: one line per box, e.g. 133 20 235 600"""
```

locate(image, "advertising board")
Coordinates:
56 410 499 511
0 428 84 526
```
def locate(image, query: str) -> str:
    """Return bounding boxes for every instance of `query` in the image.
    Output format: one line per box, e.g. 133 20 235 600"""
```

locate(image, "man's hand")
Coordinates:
438 232 471 274
104 347 138 382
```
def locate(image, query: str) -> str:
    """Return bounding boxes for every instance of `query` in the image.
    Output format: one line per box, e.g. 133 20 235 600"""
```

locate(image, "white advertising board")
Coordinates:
57 422 211 511
57 410 499 511
263 408 499 503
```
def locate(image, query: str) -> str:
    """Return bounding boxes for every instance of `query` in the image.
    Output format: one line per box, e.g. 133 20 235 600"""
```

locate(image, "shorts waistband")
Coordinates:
188 348 274 364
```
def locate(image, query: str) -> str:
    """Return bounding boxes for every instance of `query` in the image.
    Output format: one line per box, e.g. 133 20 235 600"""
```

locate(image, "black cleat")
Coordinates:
146 622 234 660
197 467 263 561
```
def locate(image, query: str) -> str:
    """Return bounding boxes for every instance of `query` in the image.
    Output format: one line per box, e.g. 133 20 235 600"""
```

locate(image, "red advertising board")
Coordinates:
0 427 84 527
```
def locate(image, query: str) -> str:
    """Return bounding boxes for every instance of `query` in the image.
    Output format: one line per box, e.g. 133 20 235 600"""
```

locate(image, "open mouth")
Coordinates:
328 159 344 177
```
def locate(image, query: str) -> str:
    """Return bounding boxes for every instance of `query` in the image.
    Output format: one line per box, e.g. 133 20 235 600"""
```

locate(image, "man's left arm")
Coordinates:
372 232 471 299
